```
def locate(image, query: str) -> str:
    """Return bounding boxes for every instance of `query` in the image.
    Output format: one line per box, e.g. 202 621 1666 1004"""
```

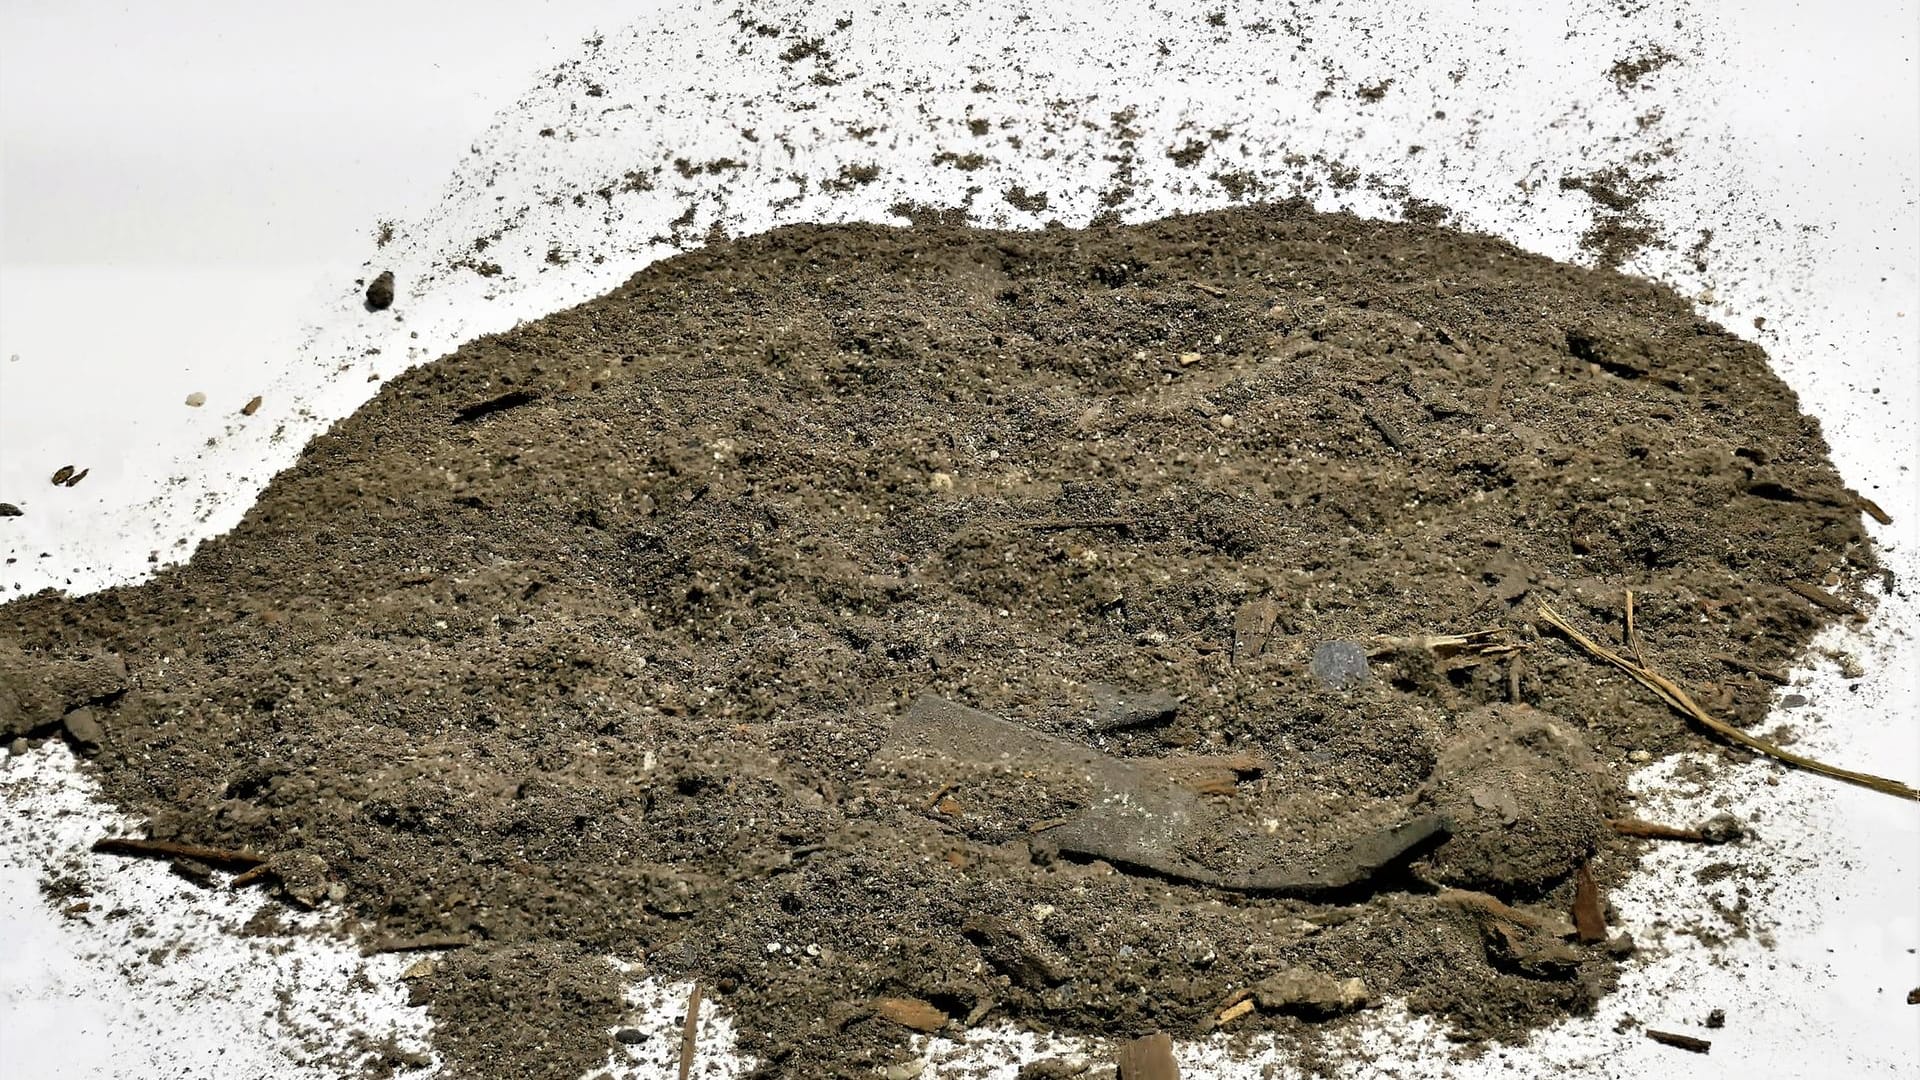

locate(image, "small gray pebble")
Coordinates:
1310 640 1371 689
613 1028 648 1045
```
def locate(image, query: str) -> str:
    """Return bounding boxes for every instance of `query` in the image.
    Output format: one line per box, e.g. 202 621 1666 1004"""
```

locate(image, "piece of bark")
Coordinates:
1116 1032 1178 1080
873 996 947 1032
880 695 1446 897
1231 599 1279 665
1572 863 1606 943
1646 1029 1711 1054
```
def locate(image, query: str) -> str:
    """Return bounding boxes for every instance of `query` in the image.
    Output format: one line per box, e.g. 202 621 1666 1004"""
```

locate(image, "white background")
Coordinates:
2 2 1915 1077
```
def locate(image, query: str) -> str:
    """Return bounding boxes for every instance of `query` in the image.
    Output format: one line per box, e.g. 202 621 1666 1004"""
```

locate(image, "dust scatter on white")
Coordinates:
2 1 1915 1078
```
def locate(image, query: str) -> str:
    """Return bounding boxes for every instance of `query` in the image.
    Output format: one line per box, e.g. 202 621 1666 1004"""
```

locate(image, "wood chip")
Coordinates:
1783 579 1857 616
241 395 263 416
1116 1032 1179 1080
1177 352 1203 366
1215 997 1255 1025
1645 1028 1711 1054
873 996 947 1032
1856 496 1892 525
1572 863 1606 943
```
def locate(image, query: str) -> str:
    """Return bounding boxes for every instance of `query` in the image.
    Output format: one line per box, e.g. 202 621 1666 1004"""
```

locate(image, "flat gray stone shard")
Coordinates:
1310 639 1371 689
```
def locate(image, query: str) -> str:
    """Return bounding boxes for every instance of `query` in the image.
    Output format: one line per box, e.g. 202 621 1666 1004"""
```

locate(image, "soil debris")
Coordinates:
0 206 1879 1078
366 270 397 311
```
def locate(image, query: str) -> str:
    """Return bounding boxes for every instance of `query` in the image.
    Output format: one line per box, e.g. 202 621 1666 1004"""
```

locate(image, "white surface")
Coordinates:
2 2 1916 1077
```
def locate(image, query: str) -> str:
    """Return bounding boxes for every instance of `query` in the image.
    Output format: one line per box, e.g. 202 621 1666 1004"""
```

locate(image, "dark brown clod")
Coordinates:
365 270 396 311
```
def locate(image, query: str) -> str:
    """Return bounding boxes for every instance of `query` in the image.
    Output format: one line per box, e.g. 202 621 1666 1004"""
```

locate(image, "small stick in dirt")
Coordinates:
1507 655 1524 704
92 837 266 868
1117 1031 1179 1080
1608 817 1741 843
1856 496 1892 526
229 864 275 888
1572 863 1606 943
1536 605 1919 802
1708 652 1789 686
1187 282 1228 298
922 782 955 813
368 934 474 954
1645 1029 1712 1054
1782 579 1858 616
1436 888 1575 936
1017 516 1135 531
1624 590 1646 663
1363 410 1408 453
678 981 703 1080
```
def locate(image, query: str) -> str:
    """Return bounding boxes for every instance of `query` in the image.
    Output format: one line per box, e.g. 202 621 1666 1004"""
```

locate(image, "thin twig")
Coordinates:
1624 590 1646 664
229 864 275 888
678 982 703 1080
1708 652 1789 686
92 838 265 868
1016 517 1134 531
1537 605 1917 801
1608 818 1718 843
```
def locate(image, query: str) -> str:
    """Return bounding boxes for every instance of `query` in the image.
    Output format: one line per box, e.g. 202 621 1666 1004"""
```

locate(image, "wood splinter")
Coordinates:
1645 1028 1712 1054
677 981 703 1080
1608 818 1721 843
92 837 266 869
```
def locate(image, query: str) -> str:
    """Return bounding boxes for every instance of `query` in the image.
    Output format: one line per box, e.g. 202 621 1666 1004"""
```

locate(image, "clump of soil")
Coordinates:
0 204 1875 1078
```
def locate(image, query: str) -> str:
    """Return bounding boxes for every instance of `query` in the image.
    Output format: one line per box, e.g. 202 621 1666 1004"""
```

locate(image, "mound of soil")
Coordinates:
0 204 1876 1078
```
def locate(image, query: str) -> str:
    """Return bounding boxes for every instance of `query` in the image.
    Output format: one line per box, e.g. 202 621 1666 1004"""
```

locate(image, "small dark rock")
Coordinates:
61 707 104 754
170 858 216 889
365 270 397 311
1310 639 1370 689
613 1027 647 1045
62 468 89 488
1705 1007 1726 1029
50 466 75 486
1698 812 1746 844
0 503 20 517
1780 693 1809 709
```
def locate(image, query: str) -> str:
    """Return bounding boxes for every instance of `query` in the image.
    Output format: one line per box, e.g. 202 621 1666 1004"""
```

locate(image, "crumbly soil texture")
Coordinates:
0 205 1878 1079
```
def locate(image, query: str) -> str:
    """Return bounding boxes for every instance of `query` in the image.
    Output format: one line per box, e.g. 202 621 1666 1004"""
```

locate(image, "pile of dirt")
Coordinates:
0 204 1878 1079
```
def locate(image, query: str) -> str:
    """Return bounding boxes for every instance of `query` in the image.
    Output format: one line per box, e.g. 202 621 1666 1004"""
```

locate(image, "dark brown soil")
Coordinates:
0 204 1877 1079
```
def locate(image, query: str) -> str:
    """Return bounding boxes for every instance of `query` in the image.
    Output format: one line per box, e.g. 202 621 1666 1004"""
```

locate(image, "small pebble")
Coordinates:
1780 693 1808 709
613 1028 647 1045
241 395 263 416
185 392 206 407
1310 640 1371 689
1705 1008 1726 1029
1628 749 1653 763
0 503 20 517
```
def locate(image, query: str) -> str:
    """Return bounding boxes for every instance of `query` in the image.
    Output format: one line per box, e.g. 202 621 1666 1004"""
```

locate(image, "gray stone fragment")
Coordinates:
61 707 104 754
1088 684 1179 731
1310 640 1371 689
